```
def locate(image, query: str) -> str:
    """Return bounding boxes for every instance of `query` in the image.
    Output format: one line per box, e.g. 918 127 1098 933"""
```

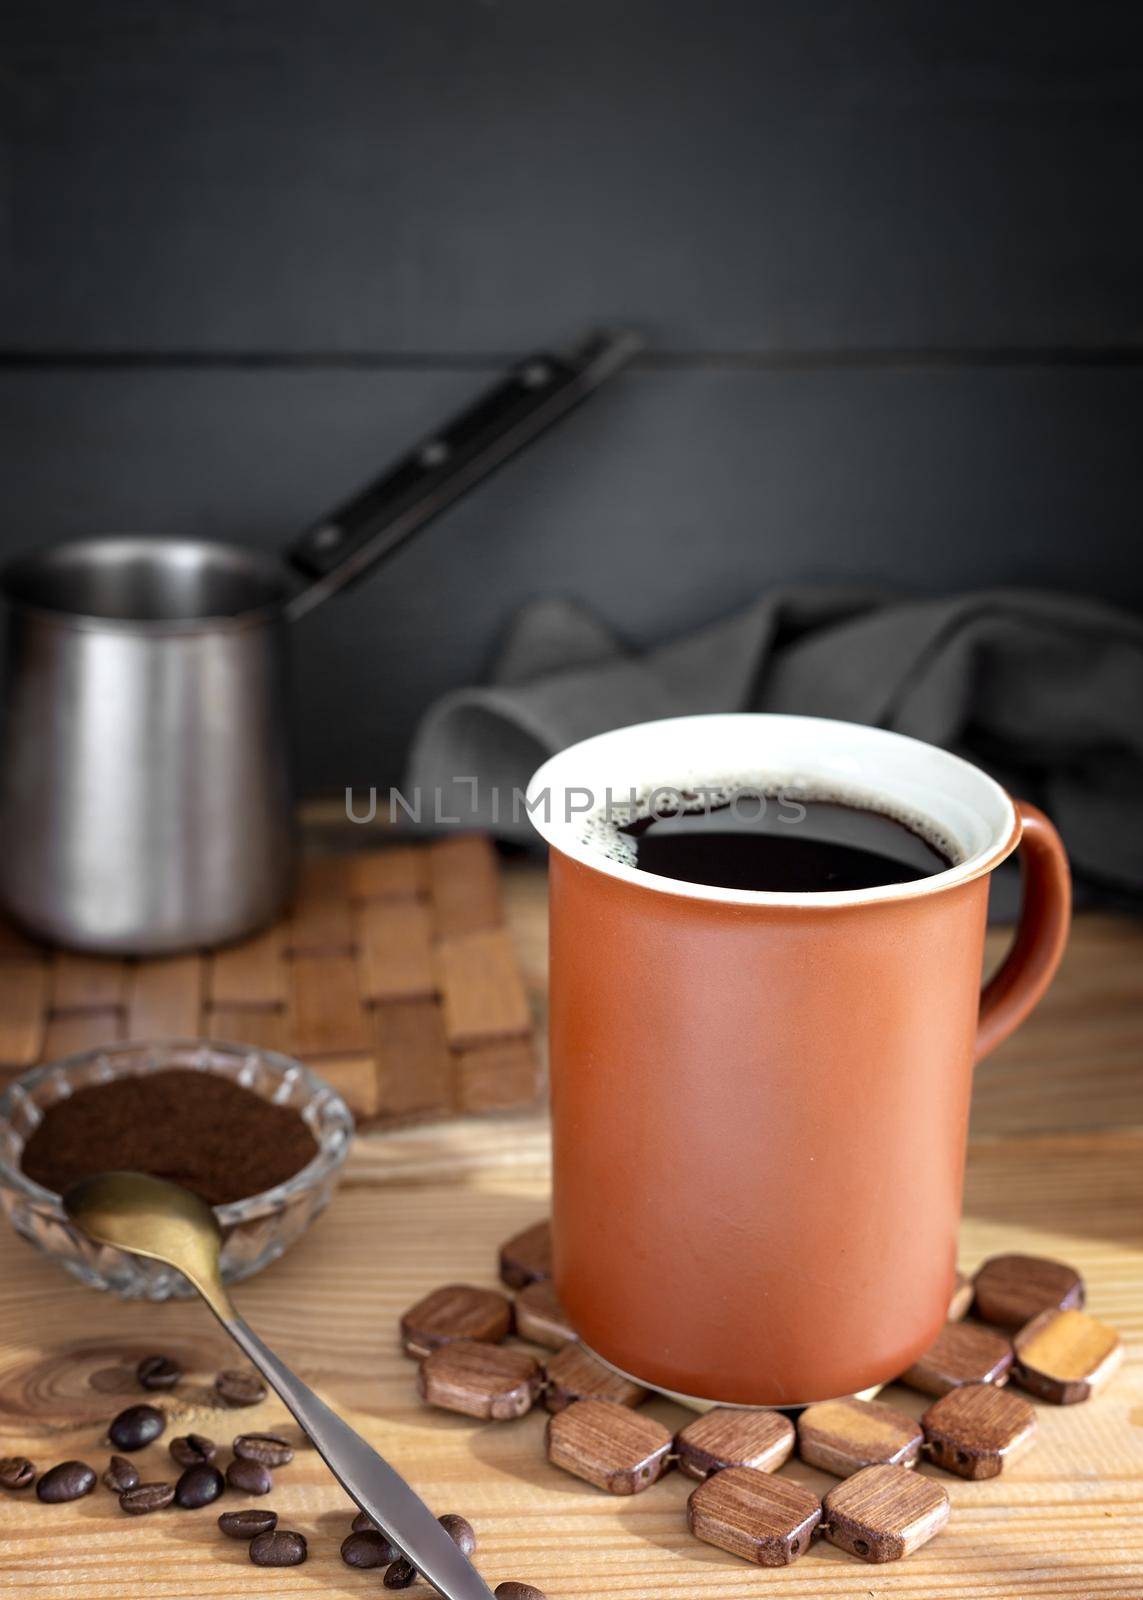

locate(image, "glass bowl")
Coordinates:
0 1039 354 1299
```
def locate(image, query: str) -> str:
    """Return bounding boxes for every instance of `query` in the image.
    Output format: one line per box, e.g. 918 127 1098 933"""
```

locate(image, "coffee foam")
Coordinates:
578 773 963 873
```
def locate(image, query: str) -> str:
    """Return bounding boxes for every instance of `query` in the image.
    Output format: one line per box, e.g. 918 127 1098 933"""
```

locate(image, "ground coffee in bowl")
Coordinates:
20 1069 318 1205
0 1041 353 1296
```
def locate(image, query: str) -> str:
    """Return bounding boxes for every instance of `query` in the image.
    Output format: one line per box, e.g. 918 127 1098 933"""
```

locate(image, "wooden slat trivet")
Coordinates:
397 1233 1125 1573
0 961 50 1066
0 834 541 1131
206 924 287 1008
126 955 202 1039
375 998 454 1119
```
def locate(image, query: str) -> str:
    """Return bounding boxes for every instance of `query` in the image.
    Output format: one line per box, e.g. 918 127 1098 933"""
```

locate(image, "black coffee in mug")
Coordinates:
620 794 952 892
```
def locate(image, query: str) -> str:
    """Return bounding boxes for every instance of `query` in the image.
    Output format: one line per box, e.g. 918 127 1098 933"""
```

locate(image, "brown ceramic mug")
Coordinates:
527 714 1071 1406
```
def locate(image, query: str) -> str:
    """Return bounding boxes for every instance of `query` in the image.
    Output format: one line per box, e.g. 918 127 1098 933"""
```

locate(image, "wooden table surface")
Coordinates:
1 869 1141 1598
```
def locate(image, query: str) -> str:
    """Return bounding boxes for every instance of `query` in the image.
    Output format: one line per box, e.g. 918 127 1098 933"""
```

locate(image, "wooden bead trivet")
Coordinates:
400 1284 514 1359
543 1343 646 1413
499 1221 553 1289
822 1464 950 1563
675 1407 794 1480
920 1383 1037 1479
548 1401 673 1494
972 1252 1084 1328
797 1396 923 1476
514 1281 575 1350
1012 1307 1123 1404
688 1468 821 1566
418 1341 544 1421
900 1320 1014 1395
395 1224 1124 1572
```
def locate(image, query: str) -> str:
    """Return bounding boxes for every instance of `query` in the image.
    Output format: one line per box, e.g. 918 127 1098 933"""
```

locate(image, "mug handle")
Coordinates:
976 800 1072 1061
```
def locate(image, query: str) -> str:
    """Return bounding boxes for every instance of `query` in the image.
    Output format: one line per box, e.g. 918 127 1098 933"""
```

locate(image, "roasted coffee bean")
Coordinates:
215 1369 267 1407
174 1463 225 1509
351 1509 379 1533
219 1508 279 1540
494 1585 548 1600
102 1455 140 1493
119 1481 176 1516
439 1513 477 1556
384 1558 417 1589
169 1433 217 1468
341 1529 400 1568
226 1457 272 1496
136 1354 182 1391
109 1403 166 1451
249 1529 308 1567
36 1461 96 1503
232 1432 293 1468
0 1456 35 1491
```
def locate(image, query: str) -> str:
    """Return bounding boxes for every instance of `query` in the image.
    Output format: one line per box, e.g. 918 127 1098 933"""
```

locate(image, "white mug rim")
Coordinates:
525 712 1020 908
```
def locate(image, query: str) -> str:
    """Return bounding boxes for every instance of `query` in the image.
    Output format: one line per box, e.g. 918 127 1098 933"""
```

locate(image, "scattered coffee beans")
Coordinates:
36 1461 96 1503
341 1529 400 1568
119 1481 176 1516
219 1508 279 1540
439 1513 477 1556
226 1457 272 1496
9 1345 545 1599
250 1528 308 1567
0 1456 35 1491
215 1369 267 1407
102 1455 140 1493
109 1404 166 1451
174 1463 225 1509
137 1354 182 1391
169 1434 217 1468
232 1432 293 1467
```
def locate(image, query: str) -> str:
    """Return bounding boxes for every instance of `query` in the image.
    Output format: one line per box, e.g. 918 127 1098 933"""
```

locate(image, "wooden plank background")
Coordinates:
1 1 1140 355
1 364 1140 792
0 1 1140 792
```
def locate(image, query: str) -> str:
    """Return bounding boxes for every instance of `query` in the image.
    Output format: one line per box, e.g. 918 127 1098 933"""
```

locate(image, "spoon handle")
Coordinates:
222 1313 497 1600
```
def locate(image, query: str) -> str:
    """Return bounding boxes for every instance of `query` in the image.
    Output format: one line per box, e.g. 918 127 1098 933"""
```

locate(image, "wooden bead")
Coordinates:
687 1467 821 1567
796 1397 923 1478
543 1343 646 1413
948 1271 974 1321
921 1382 1037 1479
514 1280 575 1350
822 1464 950 1563
546 1399 673 1495
417 1340 543 1421
1012 1308 1123 1404
899 1321 1014 1396
972 1254 1084 1330
400 1284 513 1359
675 1408 795 1482
499 1220 552 1289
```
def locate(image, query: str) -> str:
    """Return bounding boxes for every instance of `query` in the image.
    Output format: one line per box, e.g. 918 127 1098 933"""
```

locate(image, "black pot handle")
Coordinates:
283 328 642 619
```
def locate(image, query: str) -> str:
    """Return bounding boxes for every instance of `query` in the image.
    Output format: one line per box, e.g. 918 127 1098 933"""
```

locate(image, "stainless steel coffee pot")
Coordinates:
0 332 638 953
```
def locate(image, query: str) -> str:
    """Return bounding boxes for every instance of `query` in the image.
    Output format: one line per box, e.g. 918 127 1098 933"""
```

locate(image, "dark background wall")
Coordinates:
2 1 1141 790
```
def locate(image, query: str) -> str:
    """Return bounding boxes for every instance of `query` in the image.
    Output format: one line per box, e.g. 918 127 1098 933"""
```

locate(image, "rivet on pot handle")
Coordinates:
283 328 643 620
976 800 1071 1060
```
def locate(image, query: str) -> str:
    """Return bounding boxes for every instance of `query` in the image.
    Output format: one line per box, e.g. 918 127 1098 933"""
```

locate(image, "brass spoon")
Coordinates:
64 1171 496 1600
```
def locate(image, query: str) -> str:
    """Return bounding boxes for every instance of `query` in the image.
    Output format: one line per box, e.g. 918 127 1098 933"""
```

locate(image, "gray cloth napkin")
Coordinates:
408 588 1143 901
